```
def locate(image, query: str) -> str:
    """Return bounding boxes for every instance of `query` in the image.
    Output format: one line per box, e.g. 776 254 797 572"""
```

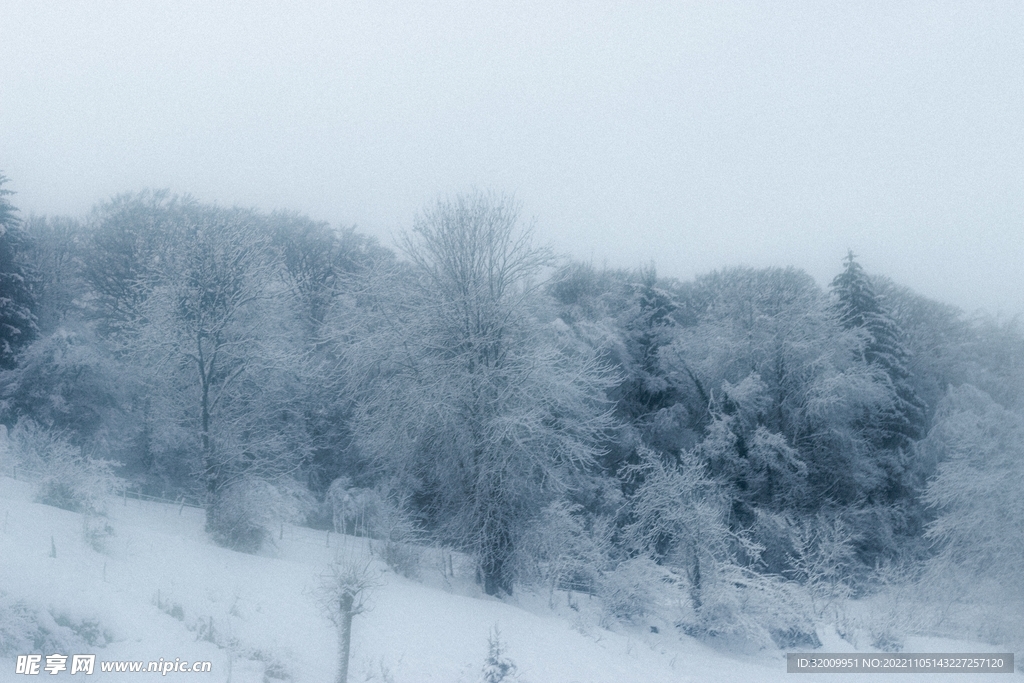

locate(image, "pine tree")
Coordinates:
831 251 925 450
482 627 517 683
0 173 38 369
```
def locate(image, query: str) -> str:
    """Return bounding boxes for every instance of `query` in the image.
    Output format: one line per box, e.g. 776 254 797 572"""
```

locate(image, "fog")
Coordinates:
2 0 1021 315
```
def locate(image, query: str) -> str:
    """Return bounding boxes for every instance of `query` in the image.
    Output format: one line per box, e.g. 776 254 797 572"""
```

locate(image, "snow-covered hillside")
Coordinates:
0 477 1015 683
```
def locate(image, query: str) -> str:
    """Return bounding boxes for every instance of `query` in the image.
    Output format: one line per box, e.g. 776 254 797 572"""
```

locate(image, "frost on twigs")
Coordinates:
327 478 423 578
514 501 610 608
787 512 858 623
9 418 123 515
206 476 311 553
317 559 382 683
597 556 673 625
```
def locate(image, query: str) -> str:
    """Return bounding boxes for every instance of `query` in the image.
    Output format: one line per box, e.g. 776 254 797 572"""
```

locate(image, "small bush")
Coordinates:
52 614 113 647
863 558 920 652
515 502 610 604
206 476 312 553
375 540 421 580
597 556 673 623
370 494 422 579
0 593 103 656
327 479 422 577
0 595 40 656
326 478 386 537
154 591 185 621
789 513 858 622
481 627 518 683
10 419 123 515
82 514 115 553
206 481 270 552
688 562 816 650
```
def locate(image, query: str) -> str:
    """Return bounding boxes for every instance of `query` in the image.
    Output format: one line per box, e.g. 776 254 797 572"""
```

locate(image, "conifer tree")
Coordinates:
831 251 926 451
0 173 38 369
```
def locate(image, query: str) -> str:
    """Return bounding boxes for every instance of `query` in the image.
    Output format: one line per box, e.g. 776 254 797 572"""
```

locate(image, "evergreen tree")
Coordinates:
830 251 926 450
0 173 38 369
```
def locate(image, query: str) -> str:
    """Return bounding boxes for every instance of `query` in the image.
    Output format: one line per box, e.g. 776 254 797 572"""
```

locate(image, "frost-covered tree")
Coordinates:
663 267 892 513
94 201 315 524
269 213 392 492
622 446 738 610
346 192 613 595
0 173 37 368
82 191 189 339
831 251 926 450
21 215 85 335
0 326 126 446
922 385 1024 598
139 206 300 497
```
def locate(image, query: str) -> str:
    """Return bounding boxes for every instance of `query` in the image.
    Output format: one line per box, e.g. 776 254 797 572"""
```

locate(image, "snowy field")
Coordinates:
0 476 1017 683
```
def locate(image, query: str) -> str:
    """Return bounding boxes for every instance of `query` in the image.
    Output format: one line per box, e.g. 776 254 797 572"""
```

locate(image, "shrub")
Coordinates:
206 485 269 552
515 502 610 604
597 556 675 623
788 512 859 622
481 627 518 683
206 476 313 552
9 418 123 515
688 562 817 650
369 492 423 578
0 594 104 656
82 514 116 553
326 478 385 537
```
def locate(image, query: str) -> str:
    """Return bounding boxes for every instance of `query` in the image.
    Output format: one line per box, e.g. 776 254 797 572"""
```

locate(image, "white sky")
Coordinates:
2 1 1022 315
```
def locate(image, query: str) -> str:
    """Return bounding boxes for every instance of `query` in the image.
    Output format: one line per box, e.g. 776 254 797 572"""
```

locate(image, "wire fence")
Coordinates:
2 462 386 555
5 463 205 508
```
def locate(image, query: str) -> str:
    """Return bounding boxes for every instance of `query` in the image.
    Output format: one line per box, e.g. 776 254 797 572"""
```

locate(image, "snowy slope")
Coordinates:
0 477 1017 683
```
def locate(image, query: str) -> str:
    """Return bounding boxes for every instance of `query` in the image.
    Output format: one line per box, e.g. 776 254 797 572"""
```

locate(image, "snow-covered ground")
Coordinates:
0 476 1017 683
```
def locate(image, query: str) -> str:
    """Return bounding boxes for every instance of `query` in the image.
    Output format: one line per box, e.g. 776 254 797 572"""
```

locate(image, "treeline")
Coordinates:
1 177 1022 646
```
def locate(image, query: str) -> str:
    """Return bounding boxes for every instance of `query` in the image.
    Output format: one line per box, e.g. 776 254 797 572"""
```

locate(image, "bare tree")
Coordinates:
318 559 378 683
346 192 613 595
134 205 307 502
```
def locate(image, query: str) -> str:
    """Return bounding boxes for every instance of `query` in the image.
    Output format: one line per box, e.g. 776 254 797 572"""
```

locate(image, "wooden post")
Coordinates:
336 591 355 683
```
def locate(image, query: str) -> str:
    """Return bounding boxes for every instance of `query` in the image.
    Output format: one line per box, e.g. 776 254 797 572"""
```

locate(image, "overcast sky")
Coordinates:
2 1 1021 315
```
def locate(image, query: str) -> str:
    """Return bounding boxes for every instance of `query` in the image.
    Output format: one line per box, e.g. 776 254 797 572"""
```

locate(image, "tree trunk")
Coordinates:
690 554 702 611
481 539 514 596
200 368 217 498
336 592 354 683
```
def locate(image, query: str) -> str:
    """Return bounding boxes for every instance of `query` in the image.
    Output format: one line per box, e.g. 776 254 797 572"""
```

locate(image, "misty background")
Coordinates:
2 0 1022 316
